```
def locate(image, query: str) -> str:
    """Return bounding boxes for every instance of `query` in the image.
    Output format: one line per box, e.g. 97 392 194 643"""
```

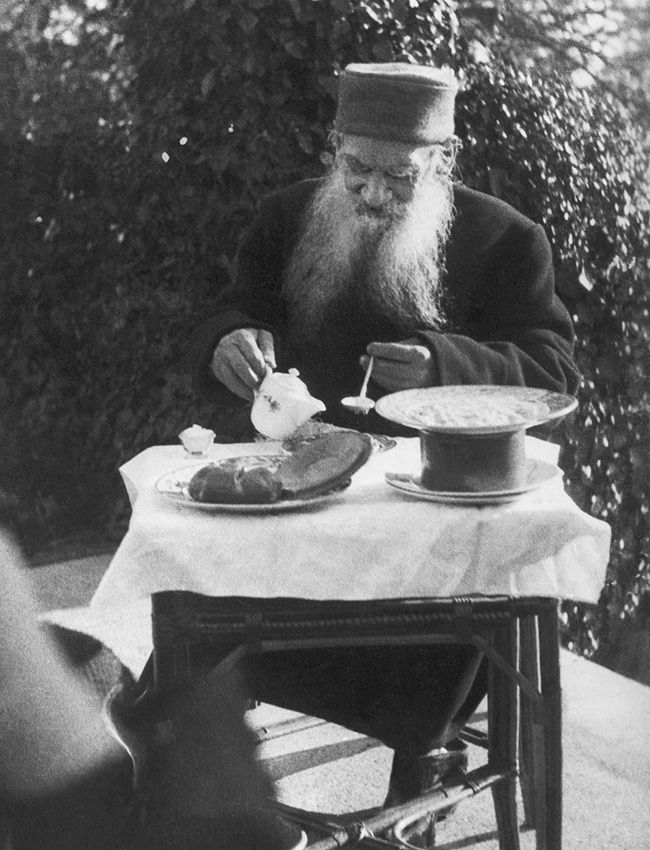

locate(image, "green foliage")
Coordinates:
0 0 463 550
453 60 650 663
491 0 650 122
1 0 649 674
119 0 461 296
0 0 216 545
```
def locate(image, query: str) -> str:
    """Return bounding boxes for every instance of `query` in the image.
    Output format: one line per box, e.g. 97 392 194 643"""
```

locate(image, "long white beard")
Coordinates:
282 162 455 339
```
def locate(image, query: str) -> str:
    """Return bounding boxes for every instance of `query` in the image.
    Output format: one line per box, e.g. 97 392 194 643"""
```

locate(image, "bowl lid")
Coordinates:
375 385 577 435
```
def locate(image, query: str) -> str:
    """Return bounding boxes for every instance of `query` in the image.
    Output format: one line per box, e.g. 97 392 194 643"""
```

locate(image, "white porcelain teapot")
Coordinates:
251 368 326 440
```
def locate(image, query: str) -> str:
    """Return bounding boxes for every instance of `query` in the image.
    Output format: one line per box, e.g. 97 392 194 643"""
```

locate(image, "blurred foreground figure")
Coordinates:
0 528 130 849
0 527 304 850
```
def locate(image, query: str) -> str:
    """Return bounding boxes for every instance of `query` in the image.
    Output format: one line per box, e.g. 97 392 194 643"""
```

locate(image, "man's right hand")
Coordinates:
210 328 277 401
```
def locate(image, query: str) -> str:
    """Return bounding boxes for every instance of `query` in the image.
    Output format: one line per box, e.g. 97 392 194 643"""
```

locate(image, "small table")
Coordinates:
89 437 610 849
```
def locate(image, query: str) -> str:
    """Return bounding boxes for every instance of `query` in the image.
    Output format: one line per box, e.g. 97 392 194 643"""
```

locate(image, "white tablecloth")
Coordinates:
45 437 610 678
92 437 610 609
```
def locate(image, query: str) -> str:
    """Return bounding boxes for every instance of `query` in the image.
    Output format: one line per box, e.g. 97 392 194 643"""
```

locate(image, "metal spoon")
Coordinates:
341 356 375 415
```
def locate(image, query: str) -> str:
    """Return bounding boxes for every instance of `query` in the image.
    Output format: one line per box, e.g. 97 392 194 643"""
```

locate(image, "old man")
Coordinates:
188 61 578 841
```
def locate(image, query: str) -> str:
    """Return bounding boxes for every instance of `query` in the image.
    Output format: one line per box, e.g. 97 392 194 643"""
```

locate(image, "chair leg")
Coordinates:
537 602 562 850
528 711 548 850
518 615 540 828
489 620 521 850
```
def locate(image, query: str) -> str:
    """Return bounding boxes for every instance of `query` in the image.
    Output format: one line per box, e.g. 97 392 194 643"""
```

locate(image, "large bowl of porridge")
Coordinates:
375 385 577 436
376 386 577 492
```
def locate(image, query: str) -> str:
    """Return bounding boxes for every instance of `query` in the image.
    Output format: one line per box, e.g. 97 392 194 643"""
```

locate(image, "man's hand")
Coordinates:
361 339 436 391
210 328 276 401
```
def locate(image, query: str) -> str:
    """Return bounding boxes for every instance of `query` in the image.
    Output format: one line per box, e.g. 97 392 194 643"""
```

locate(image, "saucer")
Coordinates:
385 459 562 505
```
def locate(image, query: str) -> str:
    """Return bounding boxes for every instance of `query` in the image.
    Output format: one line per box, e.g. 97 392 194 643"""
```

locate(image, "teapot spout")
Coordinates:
297 397 326 425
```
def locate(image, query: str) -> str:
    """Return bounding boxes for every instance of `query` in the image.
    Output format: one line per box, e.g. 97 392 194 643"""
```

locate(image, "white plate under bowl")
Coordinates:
376 385 577 435
385 459 562 505
155 460 349 513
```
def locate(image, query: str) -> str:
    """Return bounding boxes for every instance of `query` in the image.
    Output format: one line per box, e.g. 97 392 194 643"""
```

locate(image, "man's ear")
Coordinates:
420 144 440 178
426 138 459 177
329 130 343 152
323 131 341 168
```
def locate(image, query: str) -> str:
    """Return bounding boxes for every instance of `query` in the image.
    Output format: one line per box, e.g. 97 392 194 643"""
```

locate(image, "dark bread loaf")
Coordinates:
283 420 395 455
239 466 283 502
282 420 345 452
188 460 282 504
186 433 372 504
277 432 372 497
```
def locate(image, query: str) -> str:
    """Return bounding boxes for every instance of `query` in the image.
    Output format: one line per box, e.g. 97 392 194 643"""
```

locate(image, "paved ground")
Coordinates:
29 553 650 849
250 649 650 850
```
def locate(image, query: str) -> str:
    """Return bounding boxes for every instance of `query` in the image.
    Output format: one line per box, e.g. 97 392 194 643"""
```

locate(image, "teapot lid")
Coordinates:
266 367 307 389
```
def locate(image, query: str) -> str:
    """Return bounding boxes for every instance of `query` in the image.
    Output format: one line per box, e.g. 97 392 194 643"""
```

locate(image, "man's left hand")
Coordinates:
361 339 437 391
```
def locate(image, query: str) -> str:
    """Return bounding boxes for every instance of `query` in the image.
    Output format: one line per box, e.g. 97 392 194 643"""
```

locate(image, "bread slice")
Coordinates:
278 432 372 497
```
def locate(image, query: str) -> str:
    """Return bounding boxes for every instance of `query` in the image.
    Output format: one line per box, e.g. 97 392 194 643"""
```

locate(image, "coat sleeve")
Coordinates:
416 223 580 394
186 195 288 403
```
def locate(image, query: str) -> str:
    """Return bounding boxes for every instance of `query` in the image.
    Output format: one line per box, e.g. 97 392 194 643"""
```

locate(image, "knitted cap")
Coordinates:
334 62 458 145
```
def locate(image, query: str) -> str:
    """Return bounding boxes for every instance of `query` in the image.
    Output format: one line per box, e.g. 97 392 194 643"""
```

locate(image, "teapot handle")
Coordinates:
253 364 274 397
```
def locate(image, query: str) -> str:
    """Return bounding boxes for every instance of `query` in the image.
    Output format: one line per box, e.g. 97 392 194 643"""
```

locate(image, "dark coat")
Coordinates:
188 179 579 436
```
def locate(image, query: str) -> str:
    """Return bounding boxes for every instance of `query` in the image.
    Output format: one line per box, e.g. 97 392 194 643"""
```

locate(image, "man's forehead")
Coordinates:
340 135 431 170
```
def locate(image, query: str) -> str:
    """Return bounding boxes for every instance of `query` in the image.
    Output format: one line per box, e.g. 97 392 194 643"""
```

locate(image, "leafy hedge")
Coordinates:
454 61 650 668
1 0 648 673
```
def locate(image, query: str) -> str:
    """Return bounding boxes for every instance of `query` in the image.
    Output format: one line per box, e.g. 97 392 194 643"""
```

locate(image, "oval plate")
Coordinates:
385 458 562 505
375 385 577 435
155 460 349 513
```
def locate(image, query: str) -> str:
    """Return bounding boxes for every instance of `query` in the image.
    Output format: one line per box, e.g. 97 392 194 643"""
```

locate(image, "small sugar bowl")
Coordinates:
179 424 215 459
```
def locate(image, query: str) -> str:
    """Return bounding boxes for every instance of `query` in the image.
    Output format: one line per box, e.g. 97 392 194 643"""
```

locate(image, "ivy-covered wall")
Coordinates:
1 0 648 675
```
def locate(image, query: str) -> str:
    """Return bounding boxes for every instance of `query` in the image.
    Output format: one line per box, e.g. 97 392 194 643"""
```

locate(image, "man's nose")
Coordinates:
360 173 392 208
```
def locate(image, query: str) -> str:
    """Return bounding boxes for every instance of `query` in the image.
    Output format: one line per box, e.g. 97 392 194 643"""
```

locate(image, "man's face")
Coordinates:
282 132 455 337
338 135 435 220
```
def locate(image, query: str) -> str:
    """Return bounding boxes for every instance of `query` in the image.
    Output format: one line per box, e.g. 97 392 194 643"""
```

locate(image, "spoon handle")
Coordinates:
360 356 374 398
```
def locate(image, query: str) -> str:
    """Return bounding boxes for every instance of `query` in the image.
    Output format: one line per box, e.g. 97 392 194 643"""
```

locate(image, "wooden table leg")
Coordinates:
518 614 540 828
537 599 562 850
489 618 521 850
151 592 194 692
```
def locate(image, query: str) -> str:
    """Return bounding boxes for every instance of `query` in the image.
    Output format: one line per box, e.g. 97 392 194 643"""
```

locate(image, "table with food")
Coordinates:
39 372 610 850
54 373 607 678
